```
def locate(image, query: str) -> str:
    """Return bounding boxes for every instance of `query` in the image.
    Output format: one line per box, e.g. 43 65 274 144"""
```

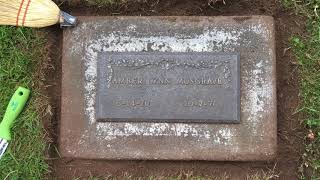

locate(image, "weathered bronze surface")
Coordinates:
96 52 240 123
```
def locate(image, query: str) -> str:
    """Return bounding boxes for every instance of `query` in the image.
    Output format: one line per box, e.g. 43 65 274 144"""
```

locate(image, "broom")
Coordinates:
0 0 77 28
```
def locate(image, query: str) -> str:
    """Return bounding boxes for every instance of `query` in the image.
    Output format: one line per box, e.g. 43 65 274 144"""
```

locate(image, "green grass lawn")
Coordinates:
0 27 48 179
282 0 320 179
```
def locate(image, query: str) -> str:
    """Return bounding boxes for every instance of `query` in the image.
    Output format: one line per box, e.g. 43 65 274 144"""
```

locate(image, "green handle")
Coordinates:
0 87 30 141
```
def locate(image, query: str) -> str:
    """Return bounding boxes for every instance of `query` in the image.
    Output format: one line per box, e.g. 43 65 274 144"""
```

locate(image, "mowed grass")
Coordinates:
282 0 320 179
0 27 48 179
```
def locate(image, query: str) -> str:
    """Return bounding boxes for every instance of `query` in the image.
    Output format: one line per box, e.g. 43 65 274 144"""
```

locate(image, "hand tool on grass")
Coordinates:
0 0 77 28
0 87 30 159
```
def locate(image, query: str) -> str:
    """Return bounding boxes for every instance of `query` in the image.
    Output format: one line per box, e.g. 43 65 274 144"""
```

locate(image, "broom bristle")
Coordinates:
0 0 60 28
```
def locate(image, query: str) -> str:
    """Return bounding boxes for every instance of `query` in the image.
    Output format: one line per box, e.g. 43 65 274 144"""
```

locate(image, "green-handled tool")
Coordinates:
0 87 30 159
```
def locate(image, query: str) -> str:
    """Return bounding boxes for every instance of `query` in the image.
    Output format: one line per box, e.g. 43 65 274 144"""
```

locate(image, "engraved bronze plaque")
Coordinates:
96 52 240 123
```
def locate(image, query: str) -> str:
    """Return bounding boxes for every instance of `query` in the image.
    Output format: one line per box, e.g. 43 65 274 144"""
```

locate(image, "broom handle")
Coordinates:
0 87 30 141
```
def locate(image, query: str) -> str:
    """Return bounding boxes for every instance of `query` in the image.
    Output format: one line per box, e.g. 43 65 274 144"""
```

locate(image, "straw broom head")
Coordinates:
0 0 76 28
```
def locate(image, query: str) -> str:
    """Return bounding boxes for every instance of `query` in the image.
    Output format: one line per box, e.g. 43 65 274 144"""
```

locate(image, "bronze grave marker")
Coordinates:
96 52 240 123
60 16 276 160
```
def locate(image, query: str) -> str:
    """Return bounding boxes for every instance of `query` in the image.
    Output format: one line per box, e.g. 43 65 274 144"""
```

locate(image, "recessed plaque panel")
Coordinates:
96 52 240 123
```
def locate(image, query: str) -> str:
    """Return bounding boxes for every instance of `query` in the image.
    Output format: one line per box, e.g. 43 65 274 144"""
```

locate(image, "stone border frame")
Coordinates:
60 16 276 161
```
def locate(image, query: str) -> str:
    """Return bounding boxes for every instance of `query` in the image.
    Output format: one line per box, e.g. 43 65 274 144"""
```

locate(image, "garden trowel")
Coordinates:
0 87 30 159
